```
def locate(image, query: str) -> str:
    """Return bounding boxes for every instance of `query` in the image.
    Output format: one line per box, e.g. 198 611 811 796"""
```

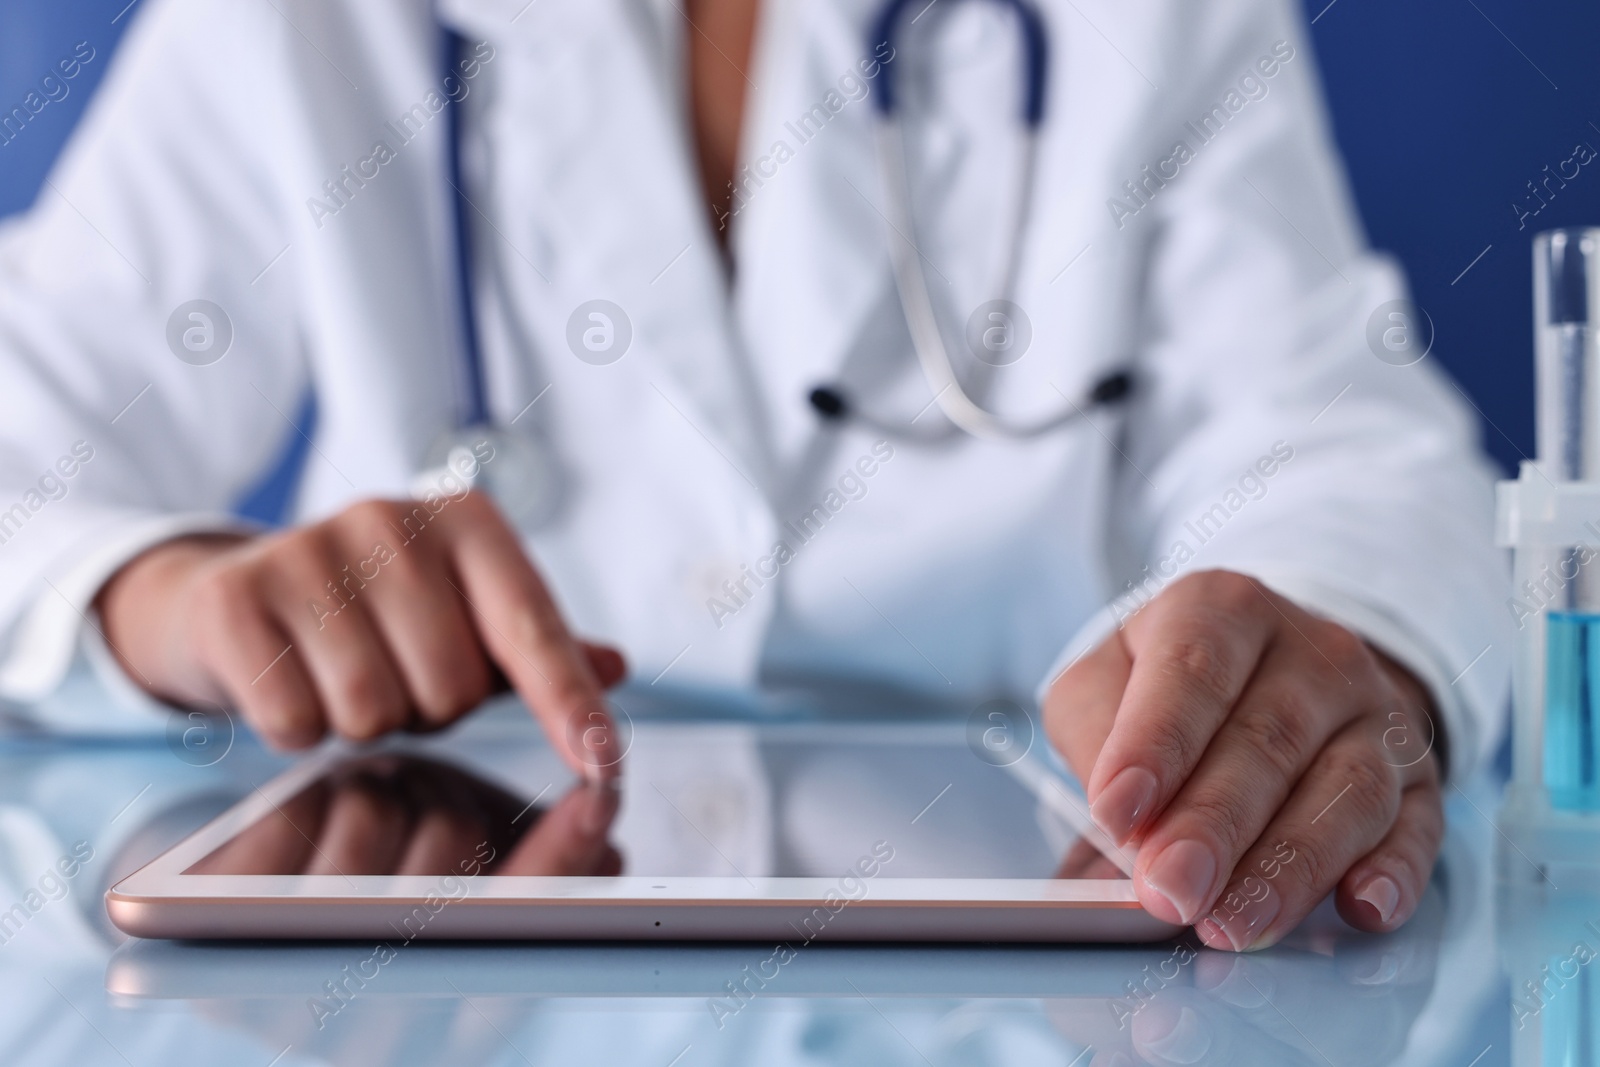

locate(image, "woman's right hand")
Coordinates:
95 492 627 777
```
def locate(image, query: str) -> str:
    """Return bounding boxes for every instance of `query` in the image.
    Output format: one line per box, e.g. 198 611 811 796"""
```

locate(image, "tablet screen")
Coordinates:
182 723 1130 884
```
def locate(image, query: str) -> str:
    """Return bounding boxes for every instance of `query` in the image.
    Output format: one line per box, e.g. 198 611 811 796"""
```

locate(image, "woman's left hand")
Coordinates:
1044 569 1443 951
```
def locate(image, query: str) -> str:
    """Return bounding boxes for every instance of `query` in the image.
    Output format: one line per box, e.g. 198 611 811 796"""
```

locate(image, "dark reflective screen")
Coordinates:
187 729 1128 880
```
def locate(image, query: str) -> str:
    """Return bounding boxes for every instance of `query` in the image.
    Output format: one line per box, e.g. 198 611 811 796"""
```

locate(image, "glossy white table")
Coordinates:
0 686 1570 1067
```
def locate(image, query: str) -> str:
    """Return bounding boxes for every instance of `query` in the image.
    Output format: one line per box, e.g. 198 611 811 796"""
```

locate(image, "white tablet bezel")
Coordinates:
107 734 1181 943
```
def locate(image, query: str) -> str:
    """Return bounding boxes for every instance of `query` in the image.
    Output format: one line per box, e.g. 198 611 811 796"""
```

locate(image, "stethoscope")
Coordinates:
415 28 563 524
429 0 1134 520
809 0 1134 441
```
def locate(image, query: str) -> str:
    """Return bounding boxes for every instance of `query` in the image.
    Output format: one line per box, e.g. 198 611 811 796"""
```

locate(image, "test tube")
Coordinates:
1536 229 1600 485
1534 228 1600 810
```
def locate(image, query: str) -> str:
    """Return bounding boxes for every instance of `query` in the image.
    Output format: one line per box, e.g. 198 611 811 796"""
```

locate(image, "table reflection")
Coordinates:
105 893 1449 1067
0 689 1516 1067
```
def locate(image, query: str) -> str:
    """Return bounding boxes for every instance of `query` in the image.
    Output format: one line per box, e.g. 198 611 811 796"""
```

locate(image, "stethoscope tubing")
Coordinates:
444 28 490 430
444 0 1129 454
812 0 1132 442
878 121 1084 442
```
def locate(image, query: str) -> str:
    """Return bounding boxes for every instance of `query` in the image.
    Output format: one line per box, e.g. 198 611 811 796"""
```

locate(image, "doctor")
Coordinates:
0 0 1507 952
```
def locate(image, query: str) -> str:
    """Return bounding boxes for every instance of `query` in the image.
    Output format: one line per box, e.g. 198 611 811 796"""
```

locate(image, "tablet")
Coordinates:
107 711 1179 943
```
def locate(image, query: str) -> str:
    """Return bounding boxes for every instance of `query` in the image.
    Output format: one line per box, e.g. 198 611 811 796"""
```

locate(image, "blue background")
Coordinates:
4 0 1600 510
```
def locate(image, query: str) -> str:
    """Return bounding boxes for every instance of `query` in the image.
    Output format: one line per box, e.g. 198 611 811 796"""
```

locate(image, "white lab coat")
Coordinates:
0 0 1509 778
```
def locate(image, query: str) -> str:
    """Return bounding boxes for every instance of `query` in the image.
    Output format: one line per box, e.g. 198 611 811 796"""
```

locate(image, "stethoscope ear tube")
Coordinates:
859 121 1132 442
870 0 1050 128
813 0 1130 444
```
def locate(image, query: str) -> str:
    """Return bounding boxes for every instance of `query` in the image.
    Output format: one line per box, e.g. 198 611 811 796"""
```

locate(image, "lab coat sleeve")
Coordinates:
0 0 308 724
1044 0 1510 782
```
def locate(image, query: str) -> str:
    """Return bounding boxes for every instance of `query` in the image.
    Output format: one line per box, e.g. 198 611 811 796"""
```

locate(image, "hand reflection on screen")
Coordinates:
187 754 622 878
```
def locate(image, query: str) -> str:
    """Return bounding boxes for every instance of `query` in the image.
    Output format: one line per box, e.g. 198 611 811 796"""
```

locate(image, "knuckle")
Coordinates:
413 658 490 722
457 489 494 518
1178 784 1258 856
1160 635 1235 709
1318 623 1376 679
191 566 254 626
1284 828 1341 894
1140 724 1204 784
1320 748 1400 829
1230 692 1317 778
240 699 324 750
1372 698 1436 771
341 499 407 551
329 668 402 740
339 497 398 531
1193 569 1262 617
438 490 497 537
379 538 427 583
267 719 323 751
258 530 328 585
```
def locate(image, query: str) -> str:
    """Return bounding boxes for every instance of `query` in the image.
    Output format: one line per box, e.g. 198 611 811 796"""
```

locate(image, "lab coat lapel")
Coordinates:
446 0 775 491
732 0 897 466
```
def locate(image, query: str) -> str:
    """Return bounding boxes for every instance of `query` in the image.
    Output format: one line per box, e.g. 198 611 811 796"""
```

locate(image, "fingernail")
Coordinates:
1355 874 1401 924
1195 916 1233 950
1201 887 1282 951
1196 954 1272 1008
1142 840 1217 924
1351 951 1401 986
1135 1003 1211 1064
1091 767 1158 844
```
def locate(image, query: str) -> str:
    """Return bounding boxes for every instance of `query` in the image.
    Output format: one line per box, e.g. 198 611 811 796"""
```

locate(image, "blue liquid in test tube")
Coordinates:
1545 610 1600 810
